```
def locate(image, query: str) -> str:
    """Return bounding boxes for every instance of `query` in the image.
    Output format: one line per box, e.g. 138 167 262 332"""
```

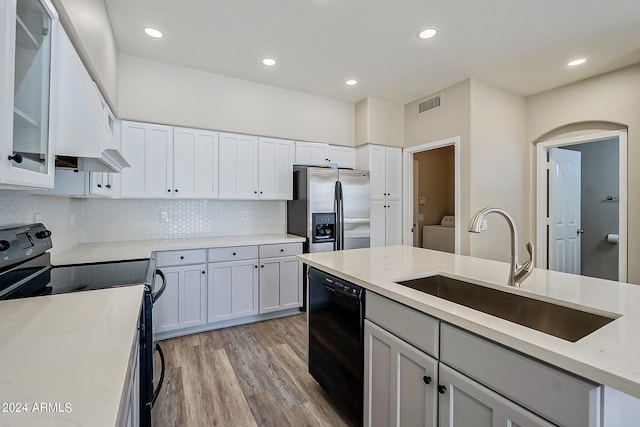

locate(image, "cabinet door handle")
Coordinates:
261 265 264 268
280 249 284 252
254 191 258 194
254 265 258 269
175 189 179 193
8 153 23 163
423 376 432 385
97 184 102 188
167 189 172 192
260 191 263 194
106 185 111 189
201 270 205 275
232 252 237 256
438 385 447 394
180 256 184 260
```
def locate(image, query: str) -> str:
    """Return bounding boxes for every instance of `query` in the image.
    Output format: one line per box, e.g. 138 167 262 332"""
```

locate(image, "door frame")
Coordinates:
402 136 461 253
535 130 627 281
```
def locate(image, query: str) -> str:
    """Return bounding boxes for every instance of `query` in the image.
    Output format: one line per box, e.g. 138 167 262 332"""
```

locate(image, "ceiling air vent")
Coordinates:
417 94 441 116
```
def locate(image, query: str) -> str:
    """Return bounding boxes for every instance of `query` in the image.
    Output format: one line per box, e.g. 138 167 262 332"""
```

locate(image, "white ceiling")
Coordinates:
104 0 640 105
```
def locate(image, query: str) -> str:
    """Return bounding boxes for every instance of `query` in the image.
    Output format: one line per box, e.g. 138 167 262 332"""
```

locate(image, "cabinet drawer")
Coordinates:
259 242 303 258
366 291 439 358
440 324 601 427
155 249 206 267
208 246 258 262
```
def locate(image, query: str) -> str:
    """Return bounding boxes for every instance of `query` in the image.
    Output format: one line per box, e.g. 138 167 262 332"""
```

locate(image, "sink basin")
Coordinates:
394 275 617 342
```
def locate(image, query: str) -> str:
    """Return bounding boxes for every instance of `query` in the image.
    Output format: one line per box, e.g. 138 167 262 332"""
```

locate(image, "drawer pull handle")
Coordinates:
280 248 284 252
233 252 237 256
180 256 184 260
261 265 264 268
423 376 432 385
202 271 205 275
438 385 447 394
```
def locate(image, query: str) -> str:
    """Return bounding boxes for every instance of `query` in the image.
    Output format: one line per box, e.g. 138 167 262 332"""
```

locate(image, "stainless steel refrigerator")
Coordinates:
287 166 370 253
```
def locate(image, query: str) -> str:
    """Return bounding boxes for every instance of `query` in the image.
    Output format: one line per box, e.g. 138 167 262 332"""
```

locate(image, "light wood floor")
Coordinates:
151 314 353 427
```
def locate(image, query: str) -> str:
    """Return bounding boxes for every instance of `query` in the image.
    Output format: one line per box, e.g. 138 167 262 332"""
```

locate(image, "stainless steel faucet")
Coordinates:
468 207 534 287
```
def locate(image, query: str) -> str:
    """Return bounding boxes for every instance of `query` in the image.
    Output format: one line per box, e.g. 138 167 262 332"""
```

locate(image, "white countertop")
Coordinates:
299 246 640 399
52 234 306 265
0 285 144 426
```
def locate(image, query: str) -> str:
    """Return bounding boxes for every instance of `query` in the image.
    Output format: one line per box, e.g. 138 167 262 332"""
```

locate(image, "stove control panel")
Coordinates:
0 223 52 269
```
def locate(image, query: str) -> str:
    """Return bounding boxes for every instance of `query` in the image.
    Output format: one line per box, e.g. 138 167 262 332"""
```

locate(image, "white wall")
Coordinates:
51 0 119 110
404 79 525 262
524 64 640 283
405 79 472 254
355 97 404 147
469 80 525 262
118 55 355 146
0 191 80 254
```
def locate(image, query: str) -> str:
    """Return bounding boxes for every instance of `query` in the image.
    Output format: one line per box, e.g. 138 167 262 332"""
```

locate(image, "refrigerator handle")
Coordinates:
334 180 343 251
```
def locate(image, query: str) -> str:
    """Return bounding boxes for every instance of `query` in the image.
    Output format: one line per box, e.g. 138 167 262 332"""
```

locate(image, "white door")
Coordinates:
295 141 328 166
173 127 219 198
370 200 386 247
549 148 581 274
369 145 387 200
258 137 294 199
218 133 258 199
385 200 403 246
385 147 402 200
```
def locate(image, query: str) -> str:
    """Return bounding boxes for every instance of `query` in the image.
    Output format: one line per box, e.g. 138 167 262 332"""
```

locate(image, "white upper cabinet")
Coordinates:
173 127 219 198
219 133 293 200
258 137 294 200
357 144 402 200
295 141 355 169
120 121 173 198
295 141 329 166
0 0 58 188
120 122 220 199
327 145 356 169
218 132 259 199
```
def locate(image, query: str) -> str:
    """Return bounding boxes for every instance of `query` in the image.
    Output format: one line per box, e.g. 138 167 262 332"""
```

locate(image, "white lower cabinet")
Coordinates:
371 200 402 247
154 263 207 333
259 257 300 314
208 260 259 322
438 364 553 427
364 320 438 427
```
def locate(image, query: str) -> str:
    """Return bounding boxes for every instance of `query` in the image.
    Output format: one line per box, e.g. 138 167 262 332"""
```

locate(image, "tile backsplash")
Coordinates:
79 198 286 242
0 190 287 250
0 190 81 254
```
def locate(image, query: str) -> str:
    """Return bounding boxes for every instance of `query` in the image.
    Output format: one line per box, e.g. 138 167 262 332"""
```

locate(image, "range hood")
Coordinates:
55 150 130 173
54 24 129 173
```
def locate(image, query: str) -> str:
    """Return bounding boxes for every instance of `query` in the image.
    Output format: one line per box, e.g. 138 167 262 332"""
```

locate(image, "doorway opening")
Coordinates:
403 137 460 253
536 130 627 282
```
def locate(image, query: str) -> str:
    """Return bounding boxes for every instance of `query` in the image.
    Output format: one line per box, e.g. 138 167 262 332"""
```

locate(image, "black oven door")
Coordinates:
140 267 166 427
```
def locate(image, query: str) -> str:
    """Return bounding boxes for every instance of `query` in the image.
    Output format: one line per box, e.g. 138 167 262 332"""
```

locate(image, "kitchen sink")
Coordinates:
394 275 617 342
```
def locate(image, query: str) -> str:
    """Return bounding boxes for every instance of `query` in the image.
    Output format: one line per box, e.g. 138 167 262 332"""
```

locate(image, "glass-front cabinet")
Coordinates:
0 0 57 188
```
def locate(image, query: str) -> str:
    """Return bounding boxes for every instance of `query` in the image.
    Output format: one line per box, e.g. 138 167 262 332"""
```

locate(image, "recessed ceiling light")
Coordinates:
144 27 163 38
262 58 276 66
568 58 586 67
417 28 438 40
345 79 358 86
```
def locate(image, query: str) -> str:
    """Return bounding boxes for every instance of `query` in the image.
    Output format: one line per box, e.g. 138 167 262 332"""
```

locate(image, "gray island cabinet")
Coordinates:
299 245 640 427
365 291 596 427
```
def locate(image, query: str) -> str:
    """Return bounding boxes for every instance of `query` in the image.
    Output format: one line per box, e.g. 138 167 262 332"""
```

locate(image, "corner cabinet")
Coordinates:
0 0 58 188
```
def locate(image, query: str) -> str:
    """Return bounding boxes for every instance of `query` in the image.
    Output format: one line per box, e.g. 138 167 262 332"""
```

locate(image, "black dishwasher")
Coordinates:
308 267 364 426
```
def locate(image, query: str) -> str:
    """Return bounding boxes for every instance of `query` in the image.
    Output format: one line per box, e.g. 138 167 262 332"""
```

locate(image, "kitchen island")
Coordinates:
299 245 640 424
0 285 144 426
